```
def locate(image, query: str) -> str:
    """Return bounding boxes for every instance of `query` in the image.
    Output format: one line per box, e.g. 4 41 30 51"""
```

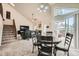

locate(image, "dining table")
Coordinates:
38 38 61 45
32 35 62 55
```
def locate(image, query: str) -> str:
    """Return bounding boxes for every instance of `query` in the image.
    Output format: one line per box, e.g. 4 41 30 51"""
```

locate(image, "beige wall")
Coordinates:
3 19 13 25
14 3 51 25
14 3 52 35
0 14 3 46
2 3 52 36
2 3 33 30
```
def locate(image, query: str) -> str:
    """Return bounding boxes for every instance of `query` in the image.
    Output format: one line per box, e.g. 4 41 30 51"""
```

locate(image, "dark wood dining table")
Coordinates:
38 39 61 45
32 36 62 55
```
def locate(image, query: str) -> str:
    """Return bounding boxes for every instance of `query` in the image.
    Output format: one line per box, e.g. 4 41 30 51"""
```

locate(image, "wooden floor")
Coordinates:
0 38 79 56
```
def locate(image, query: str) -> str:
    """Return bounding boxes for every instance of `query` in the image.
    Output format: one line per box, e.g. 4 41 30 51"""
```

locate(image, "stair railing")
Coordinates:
13 19 17 39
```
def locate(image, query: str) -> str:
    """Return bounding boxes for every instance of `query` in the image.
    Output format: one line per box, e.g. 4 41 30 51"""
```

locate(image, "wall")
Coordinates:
14 3 51 26
0 14 3 46
14 3 52 35
2 3 33 31
3 19 13 25
2 3 52 36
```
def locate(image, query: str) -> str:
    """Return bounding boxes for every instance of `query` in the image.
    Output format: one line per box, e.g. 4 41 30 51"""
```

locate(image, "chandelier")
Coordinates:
37 3 49 13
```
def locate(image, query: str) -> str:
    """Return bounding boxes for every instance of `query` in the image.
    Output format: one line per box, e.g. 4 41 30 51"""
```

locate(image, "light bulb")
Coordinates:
37 8 40 10
43 10 46 12
39 10 42 13
40 4 44 8
45 6 48 9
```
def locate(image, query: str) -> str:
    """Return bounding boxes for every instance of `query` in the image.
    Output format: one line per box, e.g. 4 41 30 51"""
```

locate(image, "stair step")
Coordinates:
2 37 16 39
2 39 16 41
3 31 15 33
3 28 13 29
2 25 16 45
3 32 15 33
2 37 16 40
3 32 15 34
2 35 15 37
3 30 14 32
3 28 14 29
3 33 15 35
2 36 16 39
1 39 16 45
2 35 15 36
3 31 14 33
2 37 16 41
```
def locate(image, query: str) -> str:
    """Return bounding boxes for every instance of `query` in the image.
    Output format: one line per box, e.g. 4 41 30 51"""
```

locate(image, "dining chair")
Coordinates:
38 36 53 56
31 31 41 53
46 31 53 36
53 33 73 56
19 25 30 39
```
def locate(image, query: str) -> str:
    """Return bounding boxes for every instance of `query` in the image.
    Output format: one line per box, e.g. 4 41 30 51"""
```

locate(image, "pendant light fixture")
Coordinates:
37 3 49 13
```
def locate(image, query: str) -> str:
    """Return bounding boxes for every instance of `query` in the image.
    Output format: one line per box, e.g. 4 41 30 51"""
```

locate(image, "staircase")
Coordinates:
2 25 16 45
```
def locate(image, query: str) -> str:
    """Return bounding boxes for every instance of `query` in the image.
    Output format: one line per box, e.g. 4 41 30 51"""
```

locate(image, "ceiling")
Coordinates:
11 3 79 24
13 3 52 25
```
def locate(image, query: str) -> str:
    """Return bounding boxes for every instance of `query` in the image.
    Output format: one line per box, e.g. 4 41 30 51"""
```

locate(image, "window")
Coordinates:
54 8 79 16
65 16 74 33
6 11 11 19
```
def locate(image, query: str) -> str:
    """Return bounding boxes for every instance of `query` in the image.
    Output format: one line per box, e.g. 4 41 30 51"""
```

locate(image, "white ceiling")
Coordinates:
12 3 79 24
13 3 52 25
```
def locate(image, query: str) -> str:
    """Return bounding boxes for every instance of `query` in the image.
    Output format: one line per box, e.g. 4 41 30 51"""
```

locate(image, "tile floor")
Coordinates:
0 38 79 56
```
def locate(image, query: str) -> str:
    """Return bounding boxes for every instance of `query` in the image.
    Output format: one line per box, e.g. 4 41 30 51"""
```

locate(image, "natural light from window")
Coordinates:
54 8 79 16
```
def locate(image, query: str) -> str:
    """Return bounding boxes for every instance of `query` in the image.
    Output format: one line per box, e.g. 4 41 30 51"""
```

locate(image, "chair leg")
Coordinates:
54 53 56 56
32 45 34 53
67 51 69 56
53 49 57 56
64 52 66 55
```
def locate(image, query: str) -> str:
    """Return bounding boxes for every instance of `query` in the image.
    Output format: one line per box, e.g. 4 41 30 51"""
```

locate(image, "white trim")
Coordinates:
76 14 78 48
9 3 15 7
77 14 79 48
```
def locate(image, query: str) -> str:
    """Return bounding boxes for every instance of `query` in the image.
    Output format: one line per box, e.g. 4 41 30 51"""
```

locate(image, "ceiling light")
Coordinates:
37 8 40 10
39 10 42 13
40 4 44 8
45 6 48 9
37 3 49 13
43 10 46 12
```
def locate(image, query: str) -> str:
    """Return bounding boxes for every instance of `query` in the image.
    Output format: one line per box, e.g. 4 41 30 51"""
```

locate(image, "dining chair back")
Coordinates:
64 33 73 50
53 33 73 56
38 36 53 56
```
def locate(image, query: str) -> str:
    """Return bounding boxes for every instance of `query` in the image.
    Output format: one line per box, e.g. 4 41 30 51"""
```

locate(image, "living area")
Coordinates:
0 3 79 56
